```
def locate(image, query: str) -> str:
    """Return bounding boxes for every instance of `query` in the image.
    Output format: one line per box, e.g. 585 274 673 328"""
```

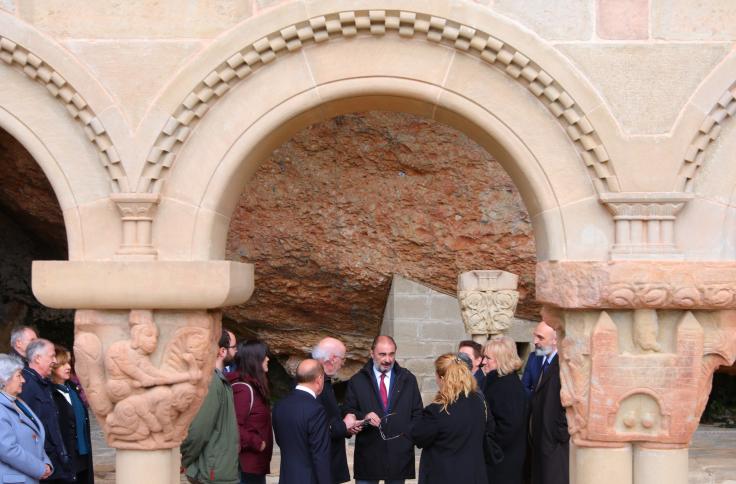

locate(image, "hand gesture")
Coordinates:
364 412 381 427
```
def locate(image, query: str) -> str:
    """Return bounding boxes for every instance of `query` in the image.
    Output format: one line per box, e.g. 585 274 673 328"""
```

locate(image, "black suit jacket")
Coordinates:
530 355 569 484
316 379 350 483
273 388 332 484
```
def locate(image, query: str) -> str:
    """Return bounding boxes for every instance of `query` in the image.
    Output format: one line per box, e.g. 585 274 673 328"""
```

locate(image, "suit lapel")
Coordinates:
387 367 402 412
537 354 558 391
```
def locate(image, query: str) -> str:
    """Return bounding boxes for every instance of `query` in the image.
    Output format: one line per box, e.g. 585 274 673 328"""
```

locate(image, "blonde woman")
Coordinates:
482 337 528 484
410 353 489 484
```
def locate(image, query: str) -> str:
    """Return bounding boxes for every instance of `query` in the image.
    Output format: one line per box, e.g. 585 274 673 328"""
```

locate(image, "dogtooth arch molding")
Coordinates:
139 9 621 197
0 32 129 193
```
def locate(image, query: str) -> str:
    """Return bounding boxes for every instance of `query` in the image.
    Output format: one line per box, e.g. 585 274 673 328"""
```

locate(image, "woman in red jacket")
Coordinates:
226 340 273 484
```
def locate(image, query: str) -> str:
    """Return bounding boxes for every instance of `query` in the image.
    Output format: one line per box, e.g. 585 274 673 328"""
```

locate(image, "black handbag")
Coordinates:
478 392 504 465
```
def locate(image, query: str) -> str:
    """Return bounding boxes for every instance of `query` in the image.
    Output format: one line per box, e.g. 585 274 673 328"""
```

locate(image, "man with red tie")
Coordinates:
343 335 423 484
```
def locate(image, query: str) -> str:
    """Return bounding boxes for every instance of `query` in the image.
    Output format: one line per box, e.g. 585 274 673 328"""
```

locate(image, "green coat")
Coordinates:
181 369 239 484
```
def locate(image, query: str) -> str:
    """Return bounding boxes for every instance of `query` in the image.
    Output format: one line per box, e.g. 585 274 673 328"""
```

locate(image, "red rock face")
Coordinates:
224 112 537 365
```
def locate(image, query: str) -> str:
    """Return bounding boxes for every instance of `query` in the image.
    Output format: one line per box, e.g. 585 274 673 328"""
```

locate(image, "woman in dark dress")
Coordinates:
226 340 273 484
411 353 489 484
50 345 94 484
482 336 528 484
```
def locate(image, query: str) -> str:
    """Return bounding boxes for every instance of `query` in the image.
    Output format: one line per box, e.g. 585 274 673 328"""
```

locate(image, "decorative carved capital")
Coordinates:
457 270 519 337
110 193 160 259
600 192 693 259
537 260 736 310
556 308 736 449
73 309 220 450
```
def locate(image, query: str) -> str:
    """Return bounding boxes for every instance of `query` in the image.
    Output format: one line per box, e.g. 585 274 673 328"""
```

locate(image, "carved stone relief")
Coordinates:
458 270 519 338
74 309 220 450
553 308 736 448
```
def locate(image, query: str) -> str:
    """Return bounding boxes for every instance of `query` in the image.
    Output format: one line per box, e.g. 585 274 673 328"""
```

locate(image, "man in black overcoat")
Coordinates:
343 335 423 484
313 337 361 484
530 321 569 484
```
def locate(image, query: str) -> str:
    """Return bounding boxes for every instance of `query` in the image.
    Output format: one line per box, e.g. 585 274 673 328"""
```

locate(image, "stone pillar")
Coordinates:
457 270 519 342
31 260 255 484
537 261 736 484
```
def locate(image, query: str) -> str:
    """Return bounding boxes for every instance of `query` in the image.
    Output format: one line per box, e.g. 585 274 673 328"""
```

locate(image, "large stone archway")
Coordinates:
0 1 733 483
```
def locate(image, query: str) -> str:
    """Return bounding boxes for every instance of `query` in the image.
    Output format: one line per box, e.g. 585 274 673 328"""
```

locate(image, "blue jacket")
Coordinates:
521 353 545 397
0 392 52 483
18 368 72 481
273 388 332 484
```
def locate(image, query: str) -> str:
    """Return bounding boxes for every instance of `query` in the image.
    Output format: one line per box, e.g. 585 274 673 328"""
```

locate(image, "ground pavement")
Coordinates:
91 421 735 483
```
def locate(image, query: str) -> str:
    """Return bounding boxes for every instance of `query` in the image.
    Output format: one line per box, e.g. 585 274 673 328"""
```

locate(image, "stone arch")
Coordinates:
139 3 620 196
673 50 736 192
0 11 129 193
0 12 131 258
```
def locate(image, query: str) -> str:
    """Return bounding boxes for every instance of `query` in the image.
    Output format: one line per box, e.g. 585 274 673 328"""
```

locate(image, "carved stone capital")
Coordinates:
110 193 161 259
599 192 693 259
555 308 736 449
537 260 736 309
73 309 220 450
457 270 519 337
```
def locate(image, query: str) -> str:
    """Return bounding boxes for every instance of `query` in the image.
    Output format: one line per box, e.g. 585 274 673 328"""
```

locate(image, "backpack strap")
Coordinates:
232 382 254 417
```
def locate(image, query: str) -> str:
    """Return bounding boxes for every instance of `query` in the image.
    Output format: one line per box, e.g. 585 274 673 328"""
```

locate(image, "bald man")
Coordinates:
529 321 569 484
272 359 332 484
312 337 359 484
343 335 422 484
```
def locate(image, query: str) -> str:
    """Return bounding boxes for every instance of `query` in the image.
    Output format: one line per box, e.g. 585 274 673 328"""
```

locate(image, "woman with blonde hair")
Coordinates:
482 336 528 484
411 353 490 484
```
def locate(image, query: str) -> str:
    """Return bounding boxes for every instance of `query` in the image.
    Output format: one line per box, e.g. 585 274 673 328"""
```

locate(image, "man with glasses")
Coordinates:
312 337 361 484
343 335 422 484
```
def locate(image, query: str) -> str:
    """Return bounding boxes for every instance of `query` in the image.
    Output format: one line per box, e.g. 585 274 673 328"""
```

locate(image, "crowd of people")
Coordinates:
180 320 569 484
0 326 93 483
0 320 569 484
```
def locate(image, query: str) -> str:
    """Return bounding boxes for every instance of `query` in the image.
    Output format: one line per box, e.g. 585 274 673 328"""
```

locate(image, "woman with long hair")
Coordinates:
411 353 489 484
482 337 528 484
50 345 94 484
226 340 273 484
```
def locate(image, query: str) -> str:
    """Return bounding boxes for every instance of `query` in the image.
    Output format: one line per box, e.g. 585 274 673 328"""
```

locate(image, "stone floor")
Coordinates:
91 421 736 483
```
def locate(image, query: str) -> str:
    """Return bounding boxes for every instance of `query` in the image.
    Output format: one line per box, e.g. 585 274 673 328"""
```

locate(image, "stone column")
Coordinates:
537 261 736 484
457 270 519 342
32 260 255 484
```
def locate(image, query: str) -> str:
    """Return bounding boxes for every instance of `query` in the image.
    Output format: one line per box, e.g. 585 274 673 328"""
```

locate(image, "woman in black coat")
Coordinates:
411 353 489 484
482 337 529 484
50 346 94 484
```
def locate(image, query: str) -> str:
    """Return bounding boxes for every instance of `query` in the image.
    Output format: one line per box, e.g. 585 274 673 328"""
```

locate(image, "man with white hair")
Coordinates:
312 337 361 484
9 325 37 365
20 338 73 481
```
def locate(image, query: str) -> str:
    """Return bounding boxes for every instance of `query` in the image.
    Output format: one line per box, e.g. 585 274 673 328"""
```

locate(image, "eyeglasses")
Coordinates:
378 412 404 441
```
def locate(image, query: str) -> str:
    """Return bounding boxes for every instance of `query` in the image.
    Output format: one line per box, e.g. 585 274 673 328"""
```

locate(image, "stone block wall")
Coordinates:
381 275 535 404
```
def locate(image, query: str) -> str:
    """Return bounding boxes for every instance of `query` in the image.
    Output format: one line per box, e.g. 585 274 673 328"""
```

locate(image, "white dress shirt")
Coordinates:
373 365 393 396
295 384 316 399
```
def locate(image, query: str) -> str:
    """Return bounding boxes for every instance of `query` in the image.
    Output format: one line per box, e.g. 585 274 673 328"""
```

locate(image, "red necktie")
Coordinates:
380 372 388 409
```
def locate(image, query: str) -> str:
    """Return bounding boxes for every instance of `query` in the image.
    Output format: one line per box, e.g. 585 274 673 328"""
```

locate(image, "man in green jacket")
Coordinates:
181 328 239 484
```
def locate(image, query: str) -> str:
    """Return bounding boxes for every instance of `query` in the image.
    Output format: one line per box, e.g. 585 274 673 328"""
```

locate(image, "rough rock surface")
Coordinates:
0 129 71 351
225 112 537 372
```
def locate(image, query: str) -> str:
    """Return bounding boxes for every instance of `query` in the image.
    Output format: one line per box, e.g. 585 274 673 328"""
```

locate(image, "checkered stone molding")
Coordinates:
138 10 621 195
0 35 129 193
678 82 736 192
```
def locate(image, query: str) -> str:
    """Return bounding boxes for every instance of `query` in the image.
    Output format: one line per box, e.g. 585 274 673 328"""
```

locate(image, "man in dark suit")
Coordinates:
312 337 361 484
343 335 423 484
530 321 569 484
522 351 545 397
273 359 332 484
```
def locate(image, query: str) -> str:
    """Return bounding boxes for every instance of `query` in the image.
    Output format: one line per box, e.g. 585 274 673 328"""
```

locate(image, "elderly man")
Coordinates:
529 320 569 484
343 335 422 484
312 337 361 484
19 338 73 481
181 329 239 484
9 326 37 365
273 359 332 484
